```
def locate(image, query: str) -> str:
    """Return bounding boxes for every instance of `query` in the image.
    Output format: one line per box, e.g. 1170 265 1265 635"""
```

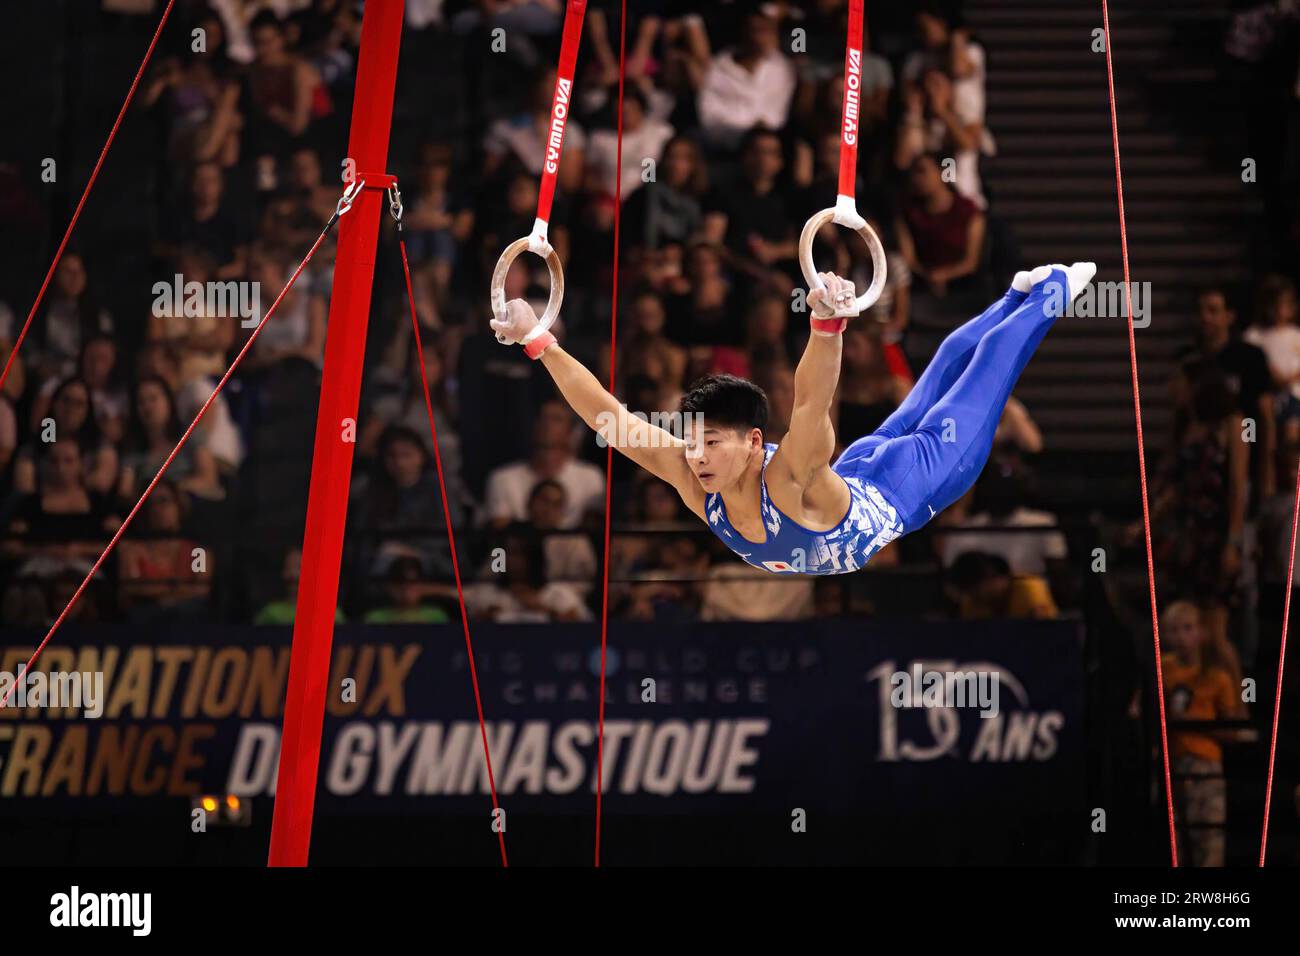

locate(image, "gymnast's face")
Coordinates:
683 422 762 493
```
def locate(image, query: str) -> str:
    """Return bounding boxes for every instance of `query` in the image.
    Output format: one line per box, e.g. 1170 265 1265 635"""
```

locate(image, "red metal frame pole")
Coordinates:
268 0 404 867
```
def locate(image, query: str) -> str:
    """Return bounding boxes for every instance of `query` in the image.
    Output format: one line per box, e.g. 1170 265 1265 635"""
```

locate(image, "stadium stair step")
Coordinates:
964 0 1259 513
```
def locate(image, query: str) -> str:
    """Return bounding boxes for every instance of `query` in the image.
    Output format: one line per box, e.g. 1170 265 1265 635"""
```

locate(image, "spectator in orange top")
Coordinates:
1161 599 1248 867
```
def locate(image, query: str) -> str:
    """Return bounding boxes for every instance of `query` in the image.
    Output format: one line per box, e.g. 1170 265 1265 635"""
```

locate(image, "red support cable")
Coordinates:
836 0 864 201
1100 0 1178 865
593 0 627 869
0 0 176 397
535 0 588 231
399 238 508 866
0 229 333 708
268 0 405 868
1260 462 1299 864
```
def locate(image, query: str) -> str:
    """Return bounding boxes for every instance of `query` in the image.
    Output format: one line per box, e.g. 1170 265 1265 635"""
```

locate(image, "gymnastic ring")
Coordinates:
489 234 565 345
798 206 888 317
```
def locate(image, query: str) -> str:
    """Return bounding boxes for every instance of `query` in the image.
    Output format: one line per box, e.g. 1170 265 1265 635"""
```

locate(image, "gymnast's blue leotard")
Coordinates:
703 269 1068 576
705 442 905 575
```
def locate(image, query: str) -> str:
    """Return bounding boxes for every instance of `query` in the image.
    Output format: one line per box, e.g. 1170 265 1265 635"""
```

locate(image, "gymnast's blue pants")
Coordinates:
832 268 1068 531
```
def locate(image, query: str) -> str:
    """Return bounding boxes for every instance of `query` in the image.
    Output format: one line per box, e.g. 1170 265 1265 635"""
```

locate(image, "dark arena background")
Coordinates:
0 0 1297 887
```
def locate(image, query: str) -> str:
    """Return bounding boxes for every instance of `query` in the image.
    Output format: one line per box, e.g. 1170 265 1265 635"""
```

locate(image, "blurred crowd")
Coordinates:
0 0 1293 666
0 0 1294 868
1131 1 1300 865
0 0 1029 628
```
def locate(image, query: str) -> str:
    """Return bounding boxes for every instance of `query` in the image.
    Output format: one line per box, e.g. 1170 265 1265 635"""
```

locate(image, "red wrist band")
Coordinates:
524 330 557 358
811 315 847 335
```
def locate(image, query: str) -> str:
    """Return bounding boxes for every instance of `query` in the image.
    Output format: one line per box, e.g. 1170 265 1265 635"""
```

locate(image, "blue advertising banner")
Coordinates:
0 621 1084 829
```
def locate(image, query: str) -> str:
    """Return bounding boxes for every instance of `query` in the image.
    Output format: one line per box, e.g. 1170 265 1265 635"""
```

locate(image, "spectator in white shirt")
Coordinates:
700 563 814 621
1244 275 1300 423
464 528 591 623
405 0 448 31
694 11 797 150
483 68 587 196
937 454 1068 577
526 477 597 598
899 13 993 208
483 399 605 529
585 84 676 202
902 10 984 93
896 67 989 209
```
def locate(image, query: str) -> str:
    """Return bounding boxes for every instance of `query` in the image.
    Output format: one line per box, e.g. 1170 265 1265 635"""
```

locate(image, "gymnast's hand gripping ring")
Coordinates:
798 198 888 318
489 220 565 345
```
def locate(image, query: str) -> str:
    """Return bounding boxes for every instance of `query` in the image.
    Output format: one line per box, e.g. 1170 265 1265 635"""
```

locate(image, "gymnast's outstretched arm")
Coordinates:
768 272 854 488
493 298 699 496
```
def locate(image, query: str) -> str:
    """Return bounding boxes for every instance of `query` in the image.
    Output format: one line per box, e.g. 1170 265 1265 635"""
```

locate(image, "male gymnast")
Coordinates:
491 261 1095 575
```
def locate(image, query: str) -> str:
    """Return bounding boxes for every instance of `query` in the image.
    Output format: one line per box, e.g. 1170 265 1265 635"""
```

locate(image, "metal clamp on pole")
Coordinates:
328 178 367 228
387 183 403 224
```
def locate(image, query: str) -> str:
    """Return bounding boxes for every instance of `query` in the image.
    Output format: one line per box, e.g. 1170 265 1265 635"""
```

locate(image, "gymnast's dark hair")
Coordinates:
678 374 768 435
